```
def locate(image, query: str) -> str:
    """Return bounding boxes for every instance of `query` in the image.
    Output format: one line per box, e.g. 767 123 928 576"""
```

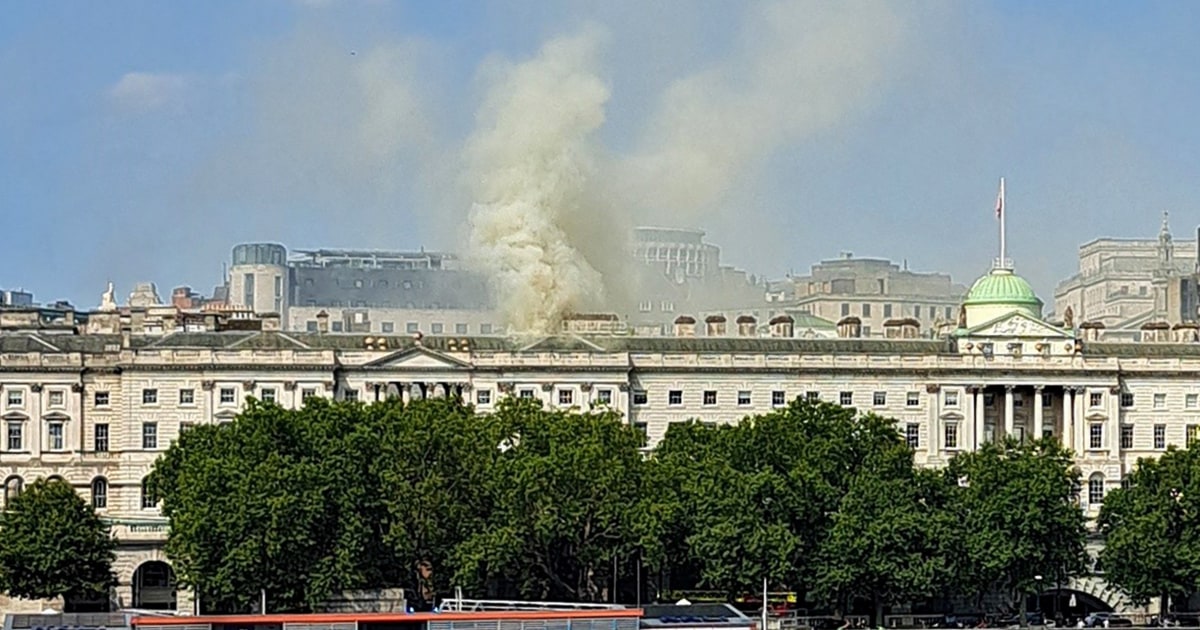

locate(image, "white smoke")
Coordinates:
464 30 612 334
620 0 911 224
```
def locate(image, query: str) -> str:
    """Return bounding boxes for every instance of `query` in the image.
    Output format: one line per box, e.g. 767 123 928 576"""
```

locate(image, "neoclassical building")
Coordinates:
2 259 1199 614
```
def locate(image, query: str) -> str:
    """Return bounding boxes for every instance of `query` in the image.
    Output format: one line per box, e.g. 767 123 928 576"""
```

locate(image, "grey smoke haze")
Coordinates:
6 1 1200 312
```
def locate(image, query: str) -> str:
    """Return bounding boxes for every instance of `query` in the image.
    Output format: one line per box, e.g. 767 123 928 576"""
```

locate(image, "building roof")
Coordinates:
963 268 1042 308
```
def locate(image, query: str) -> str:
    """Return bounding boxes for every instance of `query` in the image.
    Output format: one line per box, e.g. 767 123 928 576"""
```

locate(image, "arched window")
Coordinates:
141 477 156 509
1088 473 1106 505
3 475 22 507
45 475 65 484
91 477 108 510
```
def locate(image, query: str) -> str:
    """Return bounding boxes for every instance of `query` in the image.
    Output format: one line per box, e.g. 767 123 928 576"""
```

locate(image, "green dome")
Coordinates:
963 268 1042 307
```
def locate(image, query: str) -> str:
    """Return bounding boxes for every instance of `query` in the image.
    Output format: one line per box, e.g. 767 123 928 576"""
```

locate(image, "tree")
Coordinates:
650 399 913 603
946 439 1088 621
1098 446 1200 612
0 478 116 602
813 442 956 624
453 397 646 601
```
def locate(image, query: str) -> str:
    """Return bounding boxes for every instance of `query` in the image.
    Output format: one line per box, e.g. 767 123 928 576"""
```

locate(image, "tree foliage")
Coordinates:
945 439 1088 612
0 478 116 601
1099 446 1200 607
151 395 1093 615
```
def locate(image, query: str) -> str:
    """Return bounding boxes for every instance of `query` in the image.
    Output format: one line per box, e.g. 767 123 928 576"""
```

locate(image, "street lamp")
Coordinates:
1034 576 1043 614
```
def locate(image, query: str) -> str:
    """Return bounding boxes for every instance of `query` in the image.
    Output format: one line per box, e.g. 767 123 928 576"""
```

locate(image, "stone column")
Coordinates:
400 383 411 404
1004 385 1015 439
974 386 986 449
1109 385 1121 455
1070 386 1080 448
927 385 940 457
1033 386 1045 440
30 384 42 457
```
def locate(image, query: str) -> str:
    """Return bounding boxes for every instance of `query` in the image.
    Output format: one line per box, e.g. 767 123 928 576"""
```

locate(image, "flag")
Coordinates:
995 178 1005 218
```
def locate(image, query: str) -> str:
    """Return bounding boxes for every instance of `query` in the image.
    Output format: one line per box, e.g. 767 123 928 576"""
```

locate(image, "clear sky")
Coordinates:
3 0 1199 307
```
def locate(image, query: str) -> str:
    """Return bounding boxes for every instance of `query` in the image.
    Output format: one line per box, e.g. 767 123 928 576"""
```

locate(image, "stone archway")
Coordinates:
132 561 177 610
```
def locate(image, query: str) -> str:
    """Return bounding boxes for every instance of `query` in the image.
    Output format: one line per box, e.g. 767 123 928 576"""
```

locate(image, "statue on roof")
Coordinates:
99 282 117 312
1064 305 1075 330
957 305 967 329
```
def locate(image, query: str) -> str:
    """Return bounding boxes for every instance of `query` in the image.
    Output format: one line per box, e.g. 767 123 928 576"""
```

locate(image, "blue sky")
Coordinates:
2 0 1199 307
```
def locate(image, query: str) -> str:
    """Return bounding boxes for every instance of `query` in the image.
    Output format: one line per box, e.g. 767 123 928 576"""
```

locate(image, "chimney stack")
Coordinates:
736 315 757 337
316 310 330 334
837 316 863 338
673 315 697 337
768 315 794 338
704 314 727 337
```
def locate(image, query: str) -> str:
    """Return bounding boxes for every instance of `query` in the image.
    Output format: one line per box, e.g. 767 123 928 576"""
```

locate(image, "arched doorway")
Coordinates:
1033 588 1115 624
132 561 177 610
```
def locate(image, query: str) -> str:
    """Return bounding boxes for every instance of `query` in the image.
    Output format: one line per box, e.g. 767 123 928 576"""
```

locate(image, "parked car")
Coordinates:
1082 613 1133 628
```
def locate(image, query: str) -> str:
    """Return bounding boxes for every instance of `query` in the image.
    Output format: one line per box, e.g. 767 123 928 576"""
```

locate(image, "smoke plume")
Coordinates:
464 30 612 334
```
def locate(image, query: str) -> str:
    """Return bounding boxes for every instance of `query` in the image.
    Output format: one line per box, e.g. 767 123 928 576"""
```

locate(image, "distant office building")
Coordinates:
0 289 34 307
771 253 968 337
1054 213 1200 335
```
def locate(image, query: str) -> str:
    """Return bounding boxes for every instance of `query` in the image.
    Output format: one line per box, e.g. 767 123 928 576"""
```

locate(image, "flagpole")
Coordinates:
999 177 1006 268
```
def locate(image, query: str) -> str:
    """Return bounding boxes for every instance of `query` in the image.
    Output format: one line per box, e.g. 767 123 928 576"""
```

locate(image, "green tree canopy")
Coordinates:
945 439 1088 614
0 478 116 601
1099 446 1200 608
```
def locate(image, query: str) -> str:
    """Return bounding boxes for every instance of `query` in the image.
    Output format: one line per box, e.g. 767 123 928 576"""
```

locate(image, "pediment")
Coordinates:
364 346 472 370
1085 412 1108 422
967 311 1072 339
939 411 965 421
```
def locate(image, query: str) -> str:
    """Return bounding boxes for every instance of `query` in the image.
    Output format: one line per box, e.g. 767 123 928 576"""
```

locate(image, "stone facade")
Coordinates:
6 285 1200 612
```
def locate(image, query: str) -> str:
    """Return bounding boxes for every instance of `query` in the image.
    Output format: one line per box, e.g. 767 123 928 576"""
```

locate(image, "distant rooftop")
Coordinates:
290 249 460 270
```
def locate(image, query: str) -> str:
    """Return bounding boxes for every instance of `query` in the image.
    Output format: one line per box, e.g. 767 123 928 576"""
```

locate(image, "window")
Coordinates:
432 323 444 334
638 300 652 312
806 391 819 402
343 390 359 402
1189 394 1199 409
48 390 64 406
1120 424 1133 450
94 423 109 452
1088 474 1105 505
944 390 958 407
1089 392 1103 407
91 478 107 510
1120 392 1134 408
382 322 395 333
456 323 469 334
406 322 419 333
6 422 22 451
738 391 751 406
914 306 921 318
1042 394 1053 408
331 321 344 332
558 389 574 406
142 422 158 450
180 422 195 434
772 391 786 407
873 391 887 406
862 303 871 317
179 389 195 405
598 389 613 405
6 390 22 407
703 391 718 406
481 324 494 334
519 389 535 399
142 388 158 404
1013 393 1024 408
3 476 22 506
302 388 317 401
220 388 236 404
141 478 156 509
633 390 647 405
840 303 850 316
883 304 893 318
94 391 110 407
906 423 920 449
1188 425 1200 448
1155 425 1166 449
257 388 275 403
306 320 318 332
1089 423 1103 450
944 422 958 449
840 391 853 406
47 421 64 451
669 390 683 406
1154 393 1166 409
633 422 648 445
477 389 492 405
906 391 920 407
